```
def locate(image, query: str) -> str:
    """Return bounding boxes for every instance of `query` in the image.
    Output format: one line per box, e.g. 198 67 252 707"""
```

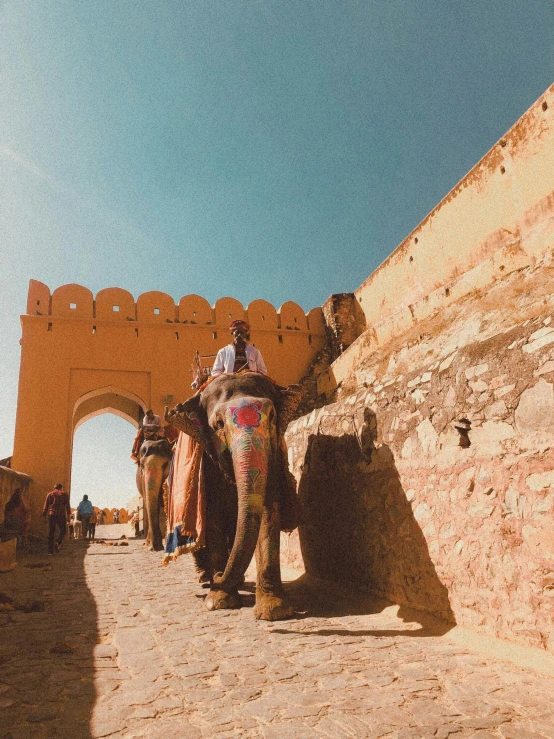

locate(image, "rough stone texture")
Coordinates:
284 257 554 654
1 531 554 738
322 293 366 360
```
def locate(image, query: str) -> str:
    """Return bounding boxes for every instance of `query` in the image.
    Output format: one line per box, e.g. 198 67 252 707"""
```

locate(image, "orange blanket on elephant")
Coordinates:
166 432 207 549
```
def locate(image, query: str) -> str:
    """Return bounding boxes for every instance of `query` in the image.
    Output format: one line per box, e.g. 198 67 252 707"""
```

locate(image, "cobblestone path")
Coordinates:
1 532 554 739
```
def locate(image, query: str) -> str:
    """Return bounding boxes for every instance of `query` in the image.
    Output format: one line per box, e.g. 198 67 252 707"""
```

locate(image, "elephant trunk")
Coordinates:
214 399 275 592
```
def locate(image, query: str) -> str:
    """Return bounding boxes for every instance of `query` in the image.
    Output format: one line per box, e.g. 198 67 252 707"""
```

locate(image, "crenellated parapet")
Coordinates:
26 280 325 333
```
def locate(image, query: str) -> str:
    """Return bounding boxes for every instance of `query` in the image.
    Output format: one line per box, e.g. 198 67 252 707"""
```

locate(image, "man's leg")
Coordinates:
56 516 67 548
47 516 56 554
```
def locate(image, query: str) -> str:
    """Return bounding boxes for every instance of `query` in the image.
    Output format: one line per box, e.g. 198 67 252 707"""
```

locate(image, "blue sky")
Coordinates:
1 1 553 508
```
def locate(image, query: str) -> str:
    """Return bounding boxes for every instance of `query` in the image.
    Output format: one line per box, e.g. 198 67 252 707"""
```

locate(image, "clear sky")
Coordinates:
1 1 553 508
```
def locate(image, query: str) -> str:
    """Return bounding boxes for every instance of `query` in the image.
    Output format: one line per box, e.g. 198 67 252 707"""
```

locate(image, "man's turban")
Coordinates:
229 320 250 333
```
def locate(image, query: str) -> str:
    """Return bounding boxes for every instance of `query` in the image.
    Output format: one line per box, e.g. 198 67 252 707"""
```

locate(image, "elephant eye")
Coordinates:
215 419 224 430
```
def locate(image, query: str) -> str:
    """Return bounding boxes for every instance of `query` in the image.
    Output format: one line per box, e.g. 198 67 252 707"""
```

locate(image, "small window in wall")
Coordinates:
36 300 40 306
213 331 218 340
70 302 77 310
193 311 196 317
154 308 160 315
228 313 232 318
113 305 120 312
175 331 179 340
135 328 139 338
262 315 265 321
308 334 312 345
47 322 52 332
92 325 96 335
278 334 283 344
294 317 297 323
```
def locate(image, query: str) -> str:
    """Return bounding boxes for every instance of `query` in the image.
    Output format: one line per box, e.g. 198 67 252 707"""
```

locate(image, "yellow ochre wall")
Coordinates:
13 287 326 527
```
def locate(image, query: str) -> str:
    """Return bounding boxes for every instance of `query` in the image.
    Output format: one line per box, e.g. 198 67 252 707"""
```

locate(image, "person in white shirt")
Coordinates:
211 320 267 376
130 409 162 462
142 409 161 433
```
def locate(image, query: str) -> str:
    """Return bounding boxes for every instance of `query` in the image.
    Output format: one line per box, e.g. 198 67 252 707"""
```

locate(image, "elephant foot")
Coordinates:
147 540 164 552
253 594 294 621
205 588 241 611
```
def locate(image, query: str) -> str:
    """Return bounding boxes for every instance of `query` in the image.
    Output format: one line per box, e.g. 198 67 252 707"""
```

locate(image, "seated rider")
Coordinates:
131 408 163 462
211 320 267 376
142 409 162 437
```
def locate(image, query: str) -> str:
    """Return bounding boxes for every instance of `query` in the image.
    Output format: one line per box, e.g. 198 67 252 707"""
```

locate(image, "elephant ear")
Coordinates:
164 395 211 450
277 384 303 436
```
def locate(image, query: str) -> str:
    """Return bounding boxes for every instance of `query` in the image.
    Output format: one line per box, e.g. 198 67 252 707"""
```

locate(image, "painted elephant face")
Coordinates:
210 397 277 504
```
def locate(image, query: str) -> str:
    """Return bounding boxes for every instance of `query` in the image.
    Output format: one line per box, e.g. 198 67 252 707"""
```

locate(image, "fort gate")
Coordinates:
10 281 326 526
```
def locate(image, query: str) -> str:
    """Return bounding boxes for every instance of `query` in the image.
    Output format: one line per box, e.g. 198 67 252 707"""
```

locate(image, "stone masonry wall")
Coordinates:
284 254 554 653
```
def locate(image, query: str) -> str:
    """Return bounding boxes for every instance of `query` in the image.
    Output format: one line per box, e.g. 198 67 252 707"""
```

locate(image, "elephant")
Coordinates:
164 372 302 621
136 431 173 551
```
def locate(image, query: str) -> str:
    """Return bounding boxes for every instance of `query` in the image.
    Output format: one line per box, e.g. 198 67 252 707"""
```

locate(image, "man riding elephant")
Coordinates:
132 408 178 551
131 409 163 462
165 319 270 566
212 320 267 376
164 363 302 621
135 429 173 551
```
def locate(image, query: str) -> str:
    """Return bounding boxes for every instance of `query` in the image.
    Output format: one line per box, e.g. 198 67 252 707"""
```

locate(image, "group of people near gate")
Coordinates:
42 487 99 554
3 484 122 556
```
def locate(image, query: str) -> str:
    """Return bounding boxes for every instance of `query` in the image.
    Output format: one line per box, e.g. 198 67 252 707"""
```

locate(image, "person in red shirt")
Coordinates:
42 483 71 555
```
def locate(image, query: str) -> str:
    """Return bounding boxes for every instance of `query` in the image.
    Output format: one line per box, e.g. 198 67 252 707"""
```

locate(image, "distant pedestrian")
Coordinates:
131 509 140 537
98 510 105 526
89 510 97 540
77 495 94 539
113 510 120 524
72 510 82 539
42 483 71 555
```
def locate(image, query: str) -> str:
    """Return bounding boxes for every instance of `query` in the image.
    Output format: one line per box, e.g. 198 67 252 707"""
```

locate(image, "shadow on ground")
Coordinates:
0 537 97 738
236 570 453 637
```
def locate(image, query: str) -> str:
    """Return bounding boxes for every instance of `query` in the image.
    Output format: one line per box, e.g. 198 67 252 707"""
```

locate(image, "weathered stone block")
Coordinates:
515 378 554 433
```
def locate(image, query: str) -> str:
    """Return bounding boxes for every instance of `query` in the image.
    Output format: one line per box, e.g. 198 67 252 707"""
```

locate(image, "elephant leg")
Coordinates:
192 548 212 584
144 477 164 552
253 501 294 621
204 492 241 610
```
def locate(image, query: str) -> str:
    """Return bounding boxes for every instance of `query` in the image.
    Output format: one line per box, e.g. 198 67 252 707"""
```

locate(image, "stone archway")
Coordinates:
68 386 145 498
73 386 145 432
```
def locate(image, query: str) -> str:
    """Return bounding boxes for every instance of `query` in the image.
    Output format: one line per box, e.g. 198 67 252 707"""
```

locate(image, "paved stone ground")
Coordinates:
1 527 554 739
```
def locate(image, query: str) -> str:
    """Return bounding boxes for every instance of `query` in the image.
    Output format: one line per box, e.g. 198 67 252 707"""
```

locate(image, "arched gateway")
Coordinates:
11 280 326 529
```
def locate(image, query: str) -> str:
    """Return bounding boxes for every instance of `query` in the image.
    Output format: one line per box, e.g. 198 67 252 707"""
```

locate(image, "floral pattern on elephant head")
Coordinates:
230 401 263 430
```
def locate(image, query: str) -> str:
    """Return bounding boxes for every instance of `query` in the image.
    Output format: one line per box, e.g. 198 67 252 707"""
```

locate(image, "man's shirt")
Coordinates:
142 414 161 429
212 344 267 376
77 499 94 515
43 490 71 518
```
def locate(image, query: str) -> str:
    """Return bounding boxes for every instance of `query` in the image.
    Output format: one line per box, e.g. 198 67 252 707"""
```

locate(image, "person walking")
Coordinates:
88 510 97 540
76 495 94 540
42 483 71 555
131 509 140 537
